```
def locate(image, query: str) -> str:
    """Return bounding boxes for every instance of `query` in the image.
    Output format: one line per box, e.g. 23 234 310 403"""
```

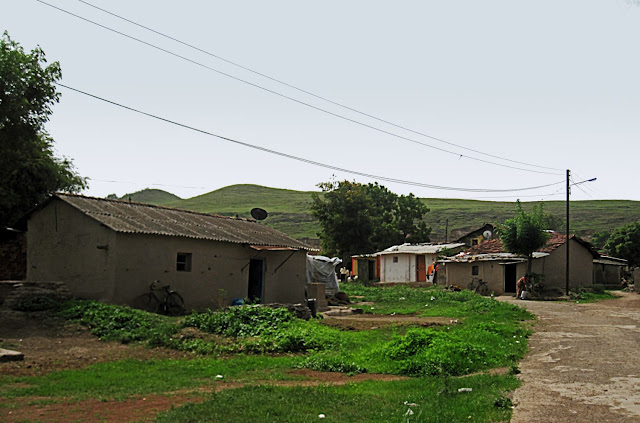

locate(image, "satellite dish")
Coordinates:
251 208 268 221
483 230 493 239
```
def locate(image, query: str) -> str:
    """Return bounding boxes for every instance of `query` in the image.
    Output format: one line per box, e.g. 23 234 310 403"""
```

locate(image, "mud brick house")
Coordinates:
441 232 610 295
24 194 315 310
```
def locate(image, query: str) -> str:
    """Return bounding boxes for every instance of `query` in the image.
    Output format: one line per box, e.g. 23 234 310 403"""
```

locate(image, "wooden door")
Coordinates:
416 255 426 282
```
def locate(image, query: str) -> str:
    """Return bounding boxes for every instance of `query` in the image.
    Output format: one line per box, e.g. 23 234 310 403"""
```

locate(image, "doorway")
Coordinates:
504 263 517 293
416 255 426 282
248 258 265 302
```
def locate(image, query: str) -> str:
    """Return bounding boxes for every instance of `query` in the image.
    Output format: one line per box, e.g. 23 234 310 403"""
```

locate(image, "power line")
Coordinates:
36 0 562 176
58 83 565 193
570 176 595 199
475 192 566 200
73 0 562 173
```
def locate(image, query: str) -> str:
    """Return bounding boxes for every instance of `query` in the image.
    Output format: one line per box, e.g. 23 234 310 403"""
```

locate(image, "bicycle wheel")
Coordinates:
165 292 185 316
477 283 489 296
133 293 160 313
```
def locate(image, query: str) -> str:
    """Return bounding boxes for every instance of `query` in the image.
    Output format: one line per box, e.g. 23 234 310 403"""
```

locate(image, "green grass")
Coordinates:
0 356 303 400
569 290 619 303
1 285 534 420
118 185 640 243
155 375 520 423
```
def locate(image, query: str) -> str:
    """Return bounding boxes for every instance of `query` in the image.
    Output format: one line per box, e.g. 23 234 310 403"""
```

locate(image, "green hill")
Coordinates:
108 189 182 206
110 184 640 246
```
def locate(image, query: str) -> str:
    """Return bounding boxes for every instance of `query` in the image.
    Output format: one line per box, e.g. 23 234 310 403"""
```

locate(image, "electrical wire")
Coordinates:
475 192 565 200
73 0 562 173
36 0 562 176
57 83 565 193
570 176 594 199
573 171 604 197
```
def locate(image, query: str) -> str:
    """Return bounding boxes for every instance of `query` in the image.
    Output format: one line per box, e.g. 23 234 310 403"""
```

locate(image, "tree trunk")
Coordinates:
526 254 533 287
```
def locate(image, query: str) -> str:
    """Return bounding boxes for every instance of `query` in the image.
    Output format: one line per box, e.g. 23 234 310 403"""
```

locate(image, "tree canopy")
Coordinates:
603 222 640 268
499 201 550 279
0 32 86 227
310 180 431 261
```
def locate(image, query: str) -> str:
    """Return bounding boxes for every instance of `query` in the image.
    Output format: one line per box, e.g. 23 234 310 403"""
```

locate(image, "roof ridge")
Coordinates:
55 193 256 223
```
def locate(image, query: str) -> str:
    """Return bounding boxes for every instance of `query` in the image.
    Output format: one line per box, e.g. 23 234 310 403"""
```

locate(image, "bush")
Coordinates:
183 306 294 337
14 295 62 312
60 300 178 344
300 355 367 374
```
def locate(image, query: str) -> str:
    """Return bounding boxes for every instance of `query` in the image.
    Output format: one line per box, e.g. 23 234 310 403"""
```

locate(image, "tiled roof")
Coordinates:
463 232 599 258
52 194 315 250
465 238 505 255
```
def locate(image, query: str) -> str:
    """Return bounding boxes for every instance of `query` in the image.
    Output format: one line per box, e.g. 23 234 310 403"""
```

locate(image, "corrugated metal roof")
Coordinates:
54 194 315 250
443 252 549 263
377 242 466 255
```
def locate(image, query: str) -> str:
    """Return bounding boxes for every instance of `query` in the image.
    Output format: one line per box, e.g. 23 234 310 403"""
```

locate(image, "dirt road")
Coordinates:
500 292 640 422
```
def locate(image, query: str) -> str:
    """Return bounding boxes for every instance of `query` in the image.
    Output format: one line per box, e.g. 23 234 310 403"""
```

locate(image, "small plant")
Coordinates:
300 355 367 374
494 395 513 409
14 295 62 312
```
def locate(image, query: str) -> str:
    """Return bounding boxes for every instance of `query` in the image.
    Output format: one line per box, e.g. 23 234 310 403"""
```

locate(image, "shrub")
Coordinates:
300 355 367 374
60 300 178 344
14 295 62 312
183 306 294 337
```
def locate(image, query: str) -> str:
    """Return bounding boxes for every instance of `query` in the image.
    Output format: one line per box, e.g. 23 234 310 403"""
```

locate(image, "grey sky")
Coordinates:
5 0 639 200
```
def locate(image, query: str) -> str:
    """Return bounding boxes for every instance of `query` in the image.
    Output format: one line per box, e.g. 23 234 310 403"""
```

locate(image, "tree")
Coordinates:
310 180 431 261
0 32 86 227
590 229 612 250
603 222 640 268
499 201 550 283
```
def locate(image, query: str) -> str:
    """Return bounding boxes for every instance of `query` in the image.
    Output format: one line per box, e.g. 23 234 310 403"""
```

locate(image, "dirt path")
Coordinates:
499 292 640 422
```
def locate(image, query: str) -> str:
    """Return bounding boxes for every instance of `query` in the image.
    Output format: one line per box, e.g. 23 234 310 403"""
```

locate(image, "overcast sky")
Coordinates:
5 0 640 201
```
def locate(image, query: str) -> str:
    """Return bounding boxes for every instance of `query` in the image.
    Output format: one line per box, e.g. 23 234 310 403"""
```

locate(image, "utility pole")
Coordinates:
566 169 570 296
445 219 449 243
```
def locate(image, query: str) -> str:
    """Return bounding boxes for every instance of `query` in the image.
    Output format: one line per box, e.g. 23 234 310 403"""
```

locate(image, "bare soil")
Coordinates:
499 292 640 422
321 313 457 331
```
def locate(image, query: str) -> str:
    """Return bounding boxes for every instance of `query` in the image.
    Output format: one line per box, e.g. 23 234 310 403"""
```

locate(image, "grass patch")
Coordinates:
3 284 533 420
569 289 619 303
0 356 303 400
155 374 520 423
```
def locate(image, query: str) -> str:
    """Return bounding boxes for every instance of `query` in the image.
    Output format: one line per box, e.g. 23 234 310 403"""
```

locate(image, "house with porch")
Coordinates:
24 194 315 310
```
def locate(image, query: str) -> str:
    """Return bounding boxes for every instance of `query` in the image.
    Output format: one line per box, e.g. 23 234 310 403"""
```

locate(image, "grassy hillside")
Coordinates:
109 189 182 205
164 185 321 240
117 185 640 245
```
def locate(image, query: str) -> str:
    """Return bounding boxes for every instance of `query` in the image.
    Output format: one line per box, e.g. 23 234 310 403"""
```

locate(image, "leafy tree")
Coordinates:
311 180 431 261
590 229 612 250
542 212 565 232
0 32 86 227
603 222 640 268
499 201 550 282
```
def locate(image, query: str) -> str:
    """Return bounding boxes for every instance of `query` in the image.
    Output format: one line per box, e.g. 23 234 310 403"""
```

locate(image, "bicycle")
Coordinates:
134 280 185 315
467 277 489 296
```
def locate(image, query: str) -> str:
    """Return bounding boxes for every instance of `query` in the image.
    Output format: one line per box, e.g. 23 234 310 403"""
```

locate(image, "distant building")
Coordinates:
351 254 379 282
455 223 496 247
24 194 316 310
441 232 619 295
375 243 465 284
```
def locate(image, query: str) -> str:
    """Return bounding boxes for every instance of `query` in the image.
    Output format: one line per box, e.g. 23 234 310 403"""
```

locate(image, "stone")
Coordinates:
0 348 24 362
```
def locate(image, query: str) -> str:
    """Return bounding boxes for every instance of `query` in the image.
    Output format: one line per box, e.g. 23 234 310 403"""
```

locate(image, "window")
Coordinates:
471 265 479 276
472 239 479 246
176 253 192 272
393 256 399 263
